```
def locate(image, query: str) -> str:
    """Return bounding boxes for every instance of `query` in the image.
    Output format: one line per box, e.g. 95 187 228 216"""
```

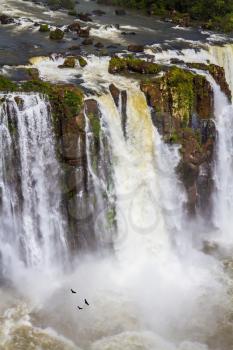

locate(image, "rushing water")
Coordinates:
0 85 231 350
0 94 68 280
2 1 233 348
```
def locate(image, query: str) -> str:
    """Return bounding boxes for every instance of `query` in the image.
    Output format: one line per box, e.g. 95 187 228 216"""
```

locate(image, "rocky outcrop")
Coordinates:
109 84 127 137
68 22 81 32
0 14 15 25
77 13 92 22
50 28 64 40
127 45 144 53
109 56 162 75
141 65 217 214
58 57 76 68
187 63 231 101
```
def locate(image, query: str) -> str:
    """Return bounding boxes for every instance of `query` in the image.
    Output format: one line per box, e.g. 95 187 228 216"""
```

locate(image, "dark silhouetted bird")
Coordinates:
71 289 77 294
78 306 83 310
84 299 89 306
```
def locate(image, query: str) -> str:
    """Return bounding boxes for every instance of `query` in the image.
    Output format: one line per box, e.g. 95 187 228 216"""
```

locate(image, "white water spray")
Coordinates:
0 93 68 281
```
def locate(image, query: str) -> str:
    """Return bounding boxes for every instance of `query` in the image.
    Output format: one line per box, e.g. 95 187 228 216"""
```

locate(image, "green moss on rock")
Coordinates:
187 62 231 100
109 56 162 75
20 79 84 135
49 28 64 40
59 57 76 68
0 75 17 91
77 56 87 67
39 24 50 32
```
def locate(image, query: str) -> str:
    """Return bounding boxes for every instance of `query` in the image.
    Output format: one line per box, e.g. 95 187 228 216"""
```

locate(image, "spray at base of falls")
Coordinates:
0 54 233 349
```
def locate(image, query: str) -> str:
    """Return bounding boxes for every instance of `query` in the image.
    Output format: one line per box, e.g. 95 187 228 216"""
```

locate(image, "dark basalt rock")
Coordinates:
82 38 93 45
92 10 106 16
79 28 90 37
68 22 81 32
0 14 15 25
109 83 120 107
121 31 136 35
95 42 104 49
77 13 92 22
115 9 126 15
127 45 144 53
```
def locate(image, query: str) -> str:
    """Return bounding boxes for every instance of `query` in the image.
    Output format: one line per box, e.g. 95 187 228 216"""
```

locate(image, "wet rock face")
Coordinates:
187 63 231 101
109 84 127 137
141 65 216 215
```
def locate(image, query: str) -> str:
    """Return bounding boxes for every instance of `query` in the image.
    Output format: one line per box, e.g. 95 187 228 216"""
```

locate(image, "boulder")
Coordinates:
59 57 76 68
0 14 15 24
79 27 90 37
82 38 93 45
68 22 81 32
127 45 144 53
95 42 104 49
92 10 106 16
115 9 126 15
49 28 64 40
77 56 87 67
77 13 92 22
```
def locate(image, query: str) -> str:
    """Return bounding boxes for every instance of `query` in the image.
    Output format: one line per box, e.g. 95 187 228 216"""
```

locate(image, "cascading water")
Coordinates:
0 53 233 349
0 93 68 281
97 88 187 260
201 50 233 246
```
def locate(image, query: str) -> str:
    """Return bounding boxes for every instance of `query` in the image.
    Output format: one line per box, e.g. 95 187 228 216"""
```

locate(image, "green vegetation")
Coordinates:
0 77 84 136
166 67 195 126
109 56 162 75
77 56 88 68
0 75 17 91
49 28 64 40
88 112 101 138
39 24 50 32
98 0 233 32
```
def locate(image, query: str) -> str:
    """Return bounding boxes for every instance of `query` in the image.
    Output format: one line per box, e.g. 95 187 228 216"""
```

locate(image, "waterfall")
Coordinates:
0 93 68 281
209 44 233 94
96 87 187 262
205 47 233 244
83 102 116 249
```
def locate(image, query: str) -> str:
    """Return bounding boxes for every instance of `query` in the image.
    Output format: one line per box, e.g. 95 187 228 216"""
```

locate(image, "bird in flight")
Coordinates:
84 299 89 306
78 306 83 310
71 289 77 294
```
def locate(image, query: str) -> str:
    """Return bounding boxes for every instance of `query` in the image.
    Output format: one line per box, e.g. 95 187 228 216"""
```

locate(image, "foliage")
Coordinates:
0 75 17 91
109 56 162 75
98 0 233 32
